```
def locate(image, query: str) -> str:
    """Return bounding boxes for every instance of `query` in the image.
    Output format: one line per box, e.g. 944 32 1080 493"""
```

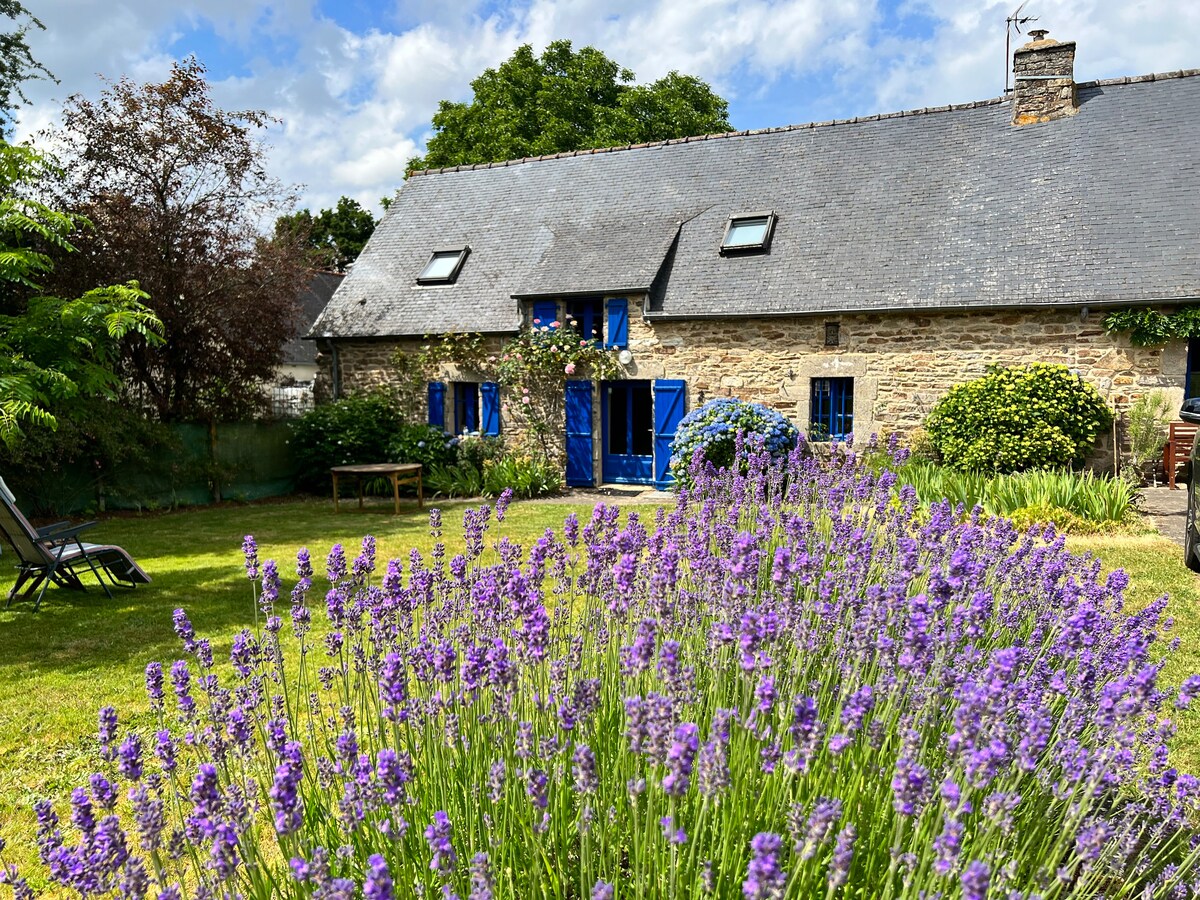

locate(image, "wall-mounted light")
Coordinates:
1080 306 1090 322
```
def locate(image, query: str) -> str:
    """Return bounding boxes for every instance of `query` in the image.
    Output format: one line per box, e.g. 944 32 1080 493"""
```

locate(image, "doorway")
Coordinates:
602 380 654 484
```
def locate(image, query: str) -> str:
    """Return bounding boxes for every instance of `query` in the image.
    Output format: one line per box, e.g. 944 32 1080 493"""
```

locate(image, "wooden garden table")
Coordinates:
330 463 423 514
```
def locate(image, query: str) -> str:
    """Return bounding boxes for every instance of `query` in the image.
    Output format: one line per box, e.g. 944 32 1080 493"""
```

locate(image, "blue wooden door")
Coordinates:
602 380 654 484
565 381 594 487
653 379 686 490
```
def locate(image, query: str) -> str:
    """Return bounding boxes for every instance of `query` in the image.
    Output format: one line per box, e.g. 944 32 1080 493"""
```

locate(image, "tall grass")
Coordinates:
893 461 1138 528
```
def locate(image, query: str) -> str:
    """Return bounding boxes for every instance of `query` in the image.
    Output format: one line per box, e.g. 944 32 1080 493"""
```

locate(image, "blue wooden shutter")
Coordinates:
653 379 686 490
533 301 558 329
480 382 500 436
606 297 629 349
564 381 594 487
427 382 445 429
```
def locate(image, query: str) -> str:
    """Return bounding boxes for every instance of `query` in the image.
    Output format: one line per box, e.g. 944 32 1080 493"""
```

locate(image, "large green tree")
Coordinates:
44 59 309 422
275 195 376 272
408 40 731 171
0 141 161 446
0 0 52 129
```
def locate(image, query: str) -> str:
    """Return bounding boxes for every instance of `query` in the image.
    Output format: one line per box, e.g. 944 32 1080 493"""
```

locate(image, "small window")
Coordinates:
811 377 854 441
418 246 470 284
824 322 840 347
566 299 604 345
721 212 776 254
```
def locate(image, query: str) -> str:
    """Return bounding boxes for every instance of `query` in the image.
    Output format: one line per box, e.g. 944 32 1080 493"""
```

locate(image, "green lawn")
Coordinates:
0 496 1197 882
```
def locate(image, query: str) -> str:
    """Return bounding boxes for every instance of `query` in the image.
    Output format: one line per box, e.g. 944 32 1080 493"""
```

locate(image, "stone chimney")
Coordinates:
1011 29 1078 125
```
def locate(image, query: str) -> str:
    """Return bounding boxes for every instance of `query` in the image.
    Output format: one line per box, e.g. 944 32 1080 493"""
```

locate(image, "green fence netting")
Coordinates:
7 422 300 516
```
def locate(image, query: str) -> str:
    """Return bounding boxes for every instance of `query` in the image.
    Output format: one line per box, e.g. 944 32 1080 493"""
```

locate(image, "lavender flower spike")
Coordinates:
744 832 787 900
242 534 258 580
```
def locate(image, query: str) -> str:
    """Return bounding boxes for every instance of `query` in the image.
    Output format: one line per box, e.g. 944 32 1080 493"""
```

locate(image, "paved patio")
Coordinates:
1141 485 1188 547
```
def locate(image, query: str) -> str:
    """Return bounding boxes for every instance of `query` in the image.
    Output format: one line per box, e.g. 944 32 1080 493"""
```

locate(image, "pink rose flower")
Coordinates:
565 363 576 375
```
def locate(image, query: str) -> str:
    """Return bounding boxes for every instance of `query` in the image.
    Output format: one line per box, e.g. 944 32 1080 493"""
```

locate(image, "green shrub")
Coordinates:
1125 389 1171 472
386 424 457 472
925 363 1113 473
483 452 564 498
424 461 485 498
669 398 799 486
290 392 402 493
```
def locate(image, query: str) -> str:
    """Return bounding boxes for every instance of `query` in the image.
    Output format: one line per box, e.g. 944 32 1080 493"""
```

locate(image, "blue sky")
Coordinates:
15 0 1200 215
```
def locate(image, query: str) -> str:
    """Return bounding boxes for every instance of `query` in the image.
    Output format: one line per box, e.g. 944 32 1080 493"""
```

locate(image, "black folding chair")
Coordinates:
0 478 150 611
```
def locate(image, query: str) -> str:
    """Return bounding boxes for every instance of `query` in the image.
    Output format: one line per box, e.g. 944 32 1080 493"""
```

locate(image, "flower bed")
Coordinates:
3 446 1198 898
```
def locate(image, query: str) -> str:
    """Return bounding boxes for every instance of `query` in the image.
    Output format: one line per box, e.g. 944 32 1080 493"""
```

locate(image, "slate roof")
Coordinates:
285 271 343 364
311 71 1200 339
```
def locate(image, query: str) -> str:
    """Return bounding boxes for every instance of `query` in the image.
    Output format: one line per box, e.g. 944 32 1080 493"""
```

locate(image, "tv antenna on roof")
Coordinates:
1005 2 1040 94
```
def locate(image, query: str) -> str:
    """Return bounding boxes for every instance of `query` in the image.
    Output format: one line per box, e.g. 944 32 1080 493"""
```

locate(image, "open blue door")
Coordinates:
601 380 654 485
565 381 594 486
653 379 686 490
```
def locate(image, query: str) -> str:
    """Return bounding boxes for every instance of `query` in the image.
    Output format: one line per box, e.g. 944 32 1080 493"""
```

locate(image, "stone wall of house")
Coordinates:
621 307 1180 438
317 306 1183 472
315 337 507 430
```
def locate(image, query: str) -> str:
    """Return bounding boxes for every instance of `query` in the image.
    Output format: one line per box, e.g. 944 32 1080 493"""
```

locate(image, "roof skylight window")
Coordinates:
418 246 470 284
720 212 776 254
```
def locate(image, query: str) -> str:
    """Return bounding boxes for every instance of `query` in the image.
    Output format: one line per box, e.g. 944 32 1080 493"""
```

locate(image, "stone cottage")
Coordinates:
310 32 1200 489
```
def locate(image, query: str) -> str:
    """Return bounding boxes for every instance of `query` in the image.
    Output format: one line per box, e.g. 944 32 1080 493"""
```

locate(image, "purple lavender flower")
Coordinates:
326 543 347 584
296 546 313 580
525 768 549 809
379 652 409 723
117 734 143 782
425 811 455 875
170 660 195 720
591 881 614 900
97 706 118 760
469 852 495 900
153 730 177 774
144 663 164 708
495 487 513 523
572 744 598 794
260 559 280 612
660 815 687 844
663 723 700 796
828 825 855 890
891 757 930 816
1176 674 1200 709
363 854 392 900
961 860 990 900
270 743 304 836
488 760 506 802
743 832 787 900
128 785 165 852
242 535 258 580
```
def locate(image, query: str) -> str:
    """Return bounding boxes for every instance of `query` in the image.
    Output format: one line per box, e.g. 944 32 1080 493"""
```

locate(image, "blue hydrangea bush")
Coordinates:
669 398 800 487
3 442 1200 899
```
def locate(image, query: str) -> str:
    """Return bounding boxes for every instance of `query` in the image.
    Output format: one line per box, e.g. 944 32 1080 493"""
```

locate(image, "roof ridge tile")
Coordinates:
406 68 1200 178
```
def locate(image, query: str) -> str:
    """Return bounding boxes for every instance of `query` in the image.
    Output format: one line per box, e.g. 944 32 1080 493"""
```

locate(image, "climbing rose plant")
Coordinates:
490 317 620 459
2 442 1199 898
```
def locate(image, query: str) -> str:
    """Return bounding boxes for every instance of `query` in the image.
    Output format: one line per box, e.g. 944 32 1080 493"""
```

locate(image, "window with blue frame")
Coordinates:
453 383 480 434
565 299 604 346
810 377 854 440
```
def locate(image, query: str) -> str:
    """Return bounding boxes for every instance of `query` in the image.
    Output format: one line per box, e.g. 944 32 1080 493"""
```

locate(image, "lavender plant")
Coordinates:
4 444 1200 899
